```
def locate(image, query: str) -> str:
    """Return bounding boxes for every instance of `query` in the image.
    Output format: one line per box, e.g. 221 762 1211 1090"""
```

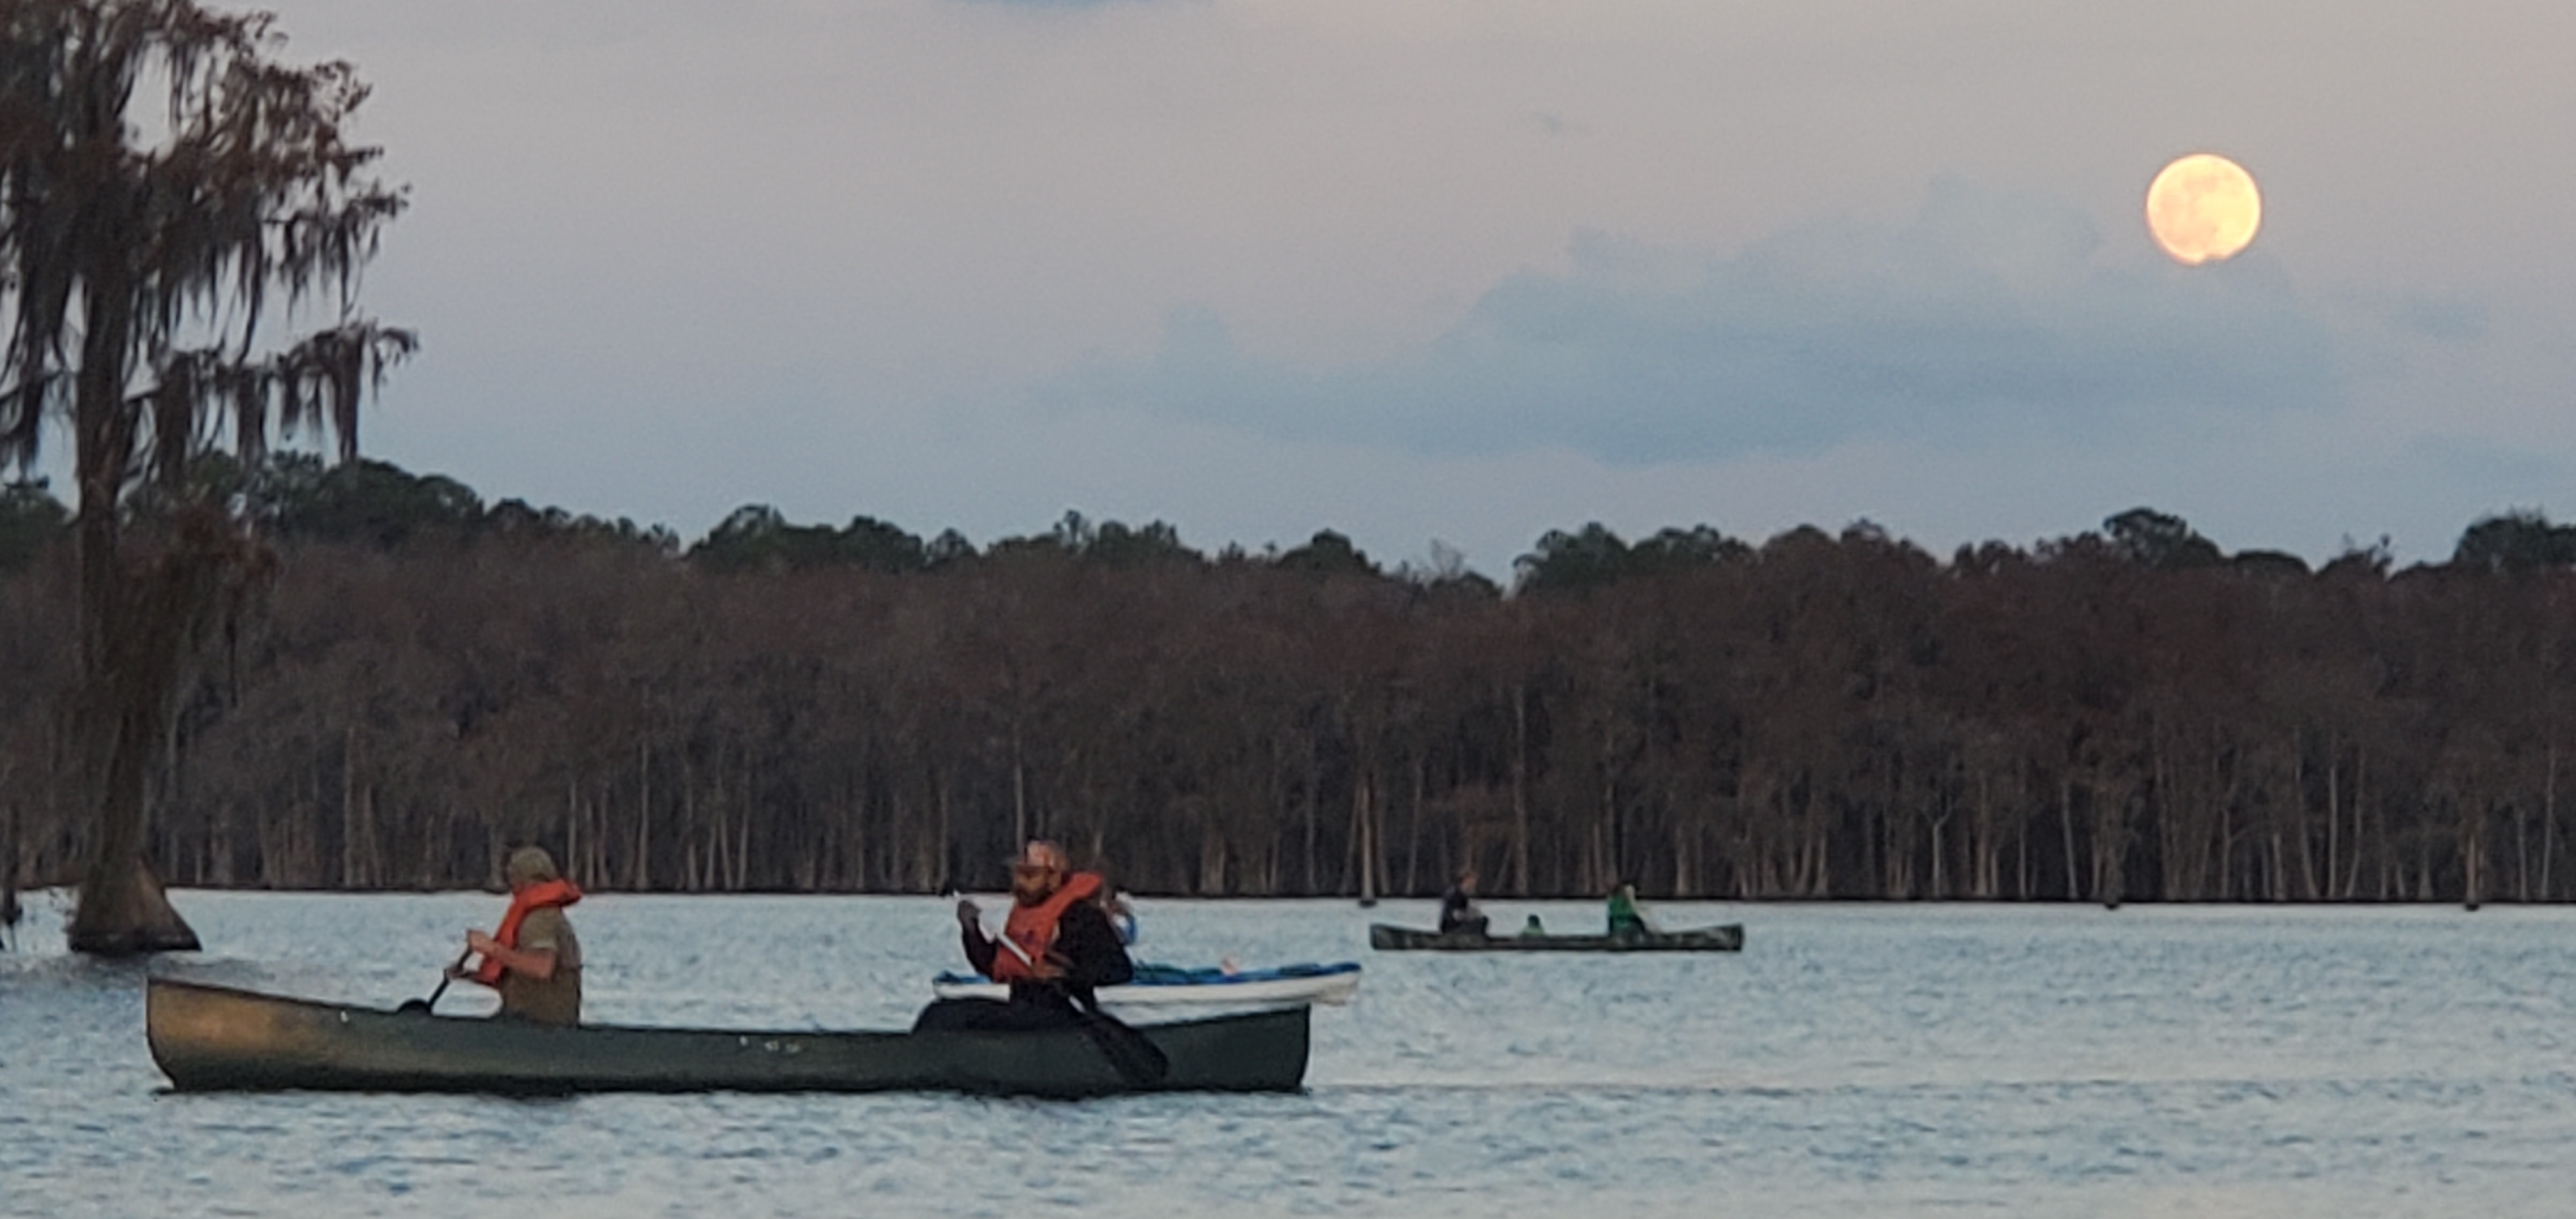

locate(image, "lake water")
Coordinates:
4 891 2573 1218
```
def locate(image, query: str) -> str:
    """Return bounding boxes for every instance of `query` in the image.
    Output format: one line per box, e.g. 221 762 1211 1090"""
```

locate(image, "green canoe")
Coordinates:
146 977 1308 1096
1367 922 1745 952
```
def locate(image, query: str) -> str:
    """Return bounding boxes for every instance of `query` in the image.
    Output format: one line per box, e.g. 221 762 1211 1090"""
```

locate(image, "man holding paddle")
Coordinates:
446 845 583 1026
916 839 1133 1032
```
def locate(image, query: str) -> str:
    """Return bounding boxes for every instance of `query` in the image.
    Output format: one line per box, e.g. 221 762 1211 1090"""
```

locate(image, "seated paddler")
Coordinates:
448 845 584 1026
1438 866 1489 937
1606 880 1653 939
915 839 1134 1032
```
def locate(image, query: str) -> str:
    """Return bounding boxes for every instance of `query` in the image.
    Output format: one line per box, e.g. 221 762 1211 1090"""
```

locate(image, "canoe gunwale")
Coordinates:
930 962 1362 1011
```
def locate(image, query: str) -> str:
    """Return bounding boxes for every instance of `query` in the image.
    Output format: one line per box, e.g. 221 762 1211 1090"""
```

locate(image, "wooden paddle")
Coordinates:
397 949 474 1015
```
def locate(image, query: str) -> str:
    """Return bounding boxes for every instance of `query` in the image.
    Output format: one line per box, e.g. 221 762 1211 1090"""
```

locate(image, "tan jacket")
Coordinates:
495 906 582 1026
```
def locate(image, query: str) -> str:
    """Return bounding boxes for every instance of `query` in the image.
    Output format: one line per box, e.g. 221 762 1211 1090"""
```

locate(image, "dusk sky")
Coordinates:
238 0 2571 576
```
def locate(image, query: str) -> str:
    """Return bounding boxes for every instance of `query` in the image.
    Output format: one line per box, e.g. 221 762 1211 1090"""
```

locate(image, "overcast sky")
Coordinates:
232 0 2574 575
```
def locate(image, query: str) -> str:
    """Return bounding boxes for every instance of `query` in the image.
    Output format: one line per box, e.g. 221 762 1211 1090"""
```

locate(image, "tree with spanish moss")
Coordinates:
0 0 411 952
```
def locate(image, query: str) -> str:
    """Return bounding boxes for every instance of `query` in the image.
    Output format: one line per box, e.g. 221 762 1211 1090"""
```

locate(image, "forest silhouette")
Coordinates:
8 455 2576 905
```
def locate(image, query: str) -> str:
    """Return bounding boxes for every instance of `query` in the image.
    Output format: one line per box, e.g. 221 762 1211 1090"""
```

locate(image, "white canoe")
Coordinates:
931 962 1361 1022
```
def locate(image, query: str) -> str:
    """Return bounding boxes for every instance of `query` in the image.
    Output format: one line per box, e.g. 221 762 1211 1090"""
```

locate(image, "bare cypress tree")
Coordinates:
0 0 410 952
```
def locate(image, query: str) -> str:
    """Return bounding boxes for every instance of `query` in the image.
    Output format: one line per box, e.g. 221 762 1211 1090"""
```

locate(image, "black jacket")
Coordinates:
1439 885 1485 933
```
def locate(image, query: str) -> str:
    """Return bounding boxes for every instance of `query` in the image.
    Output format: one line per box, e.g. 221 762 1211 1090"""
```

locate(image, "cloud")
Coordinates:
1043 178 2348 464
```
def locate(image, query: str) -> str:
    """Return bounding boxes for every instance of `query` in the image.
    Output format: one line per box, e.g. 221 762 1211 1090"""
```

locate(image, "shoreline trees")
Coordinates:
8 463 2576 907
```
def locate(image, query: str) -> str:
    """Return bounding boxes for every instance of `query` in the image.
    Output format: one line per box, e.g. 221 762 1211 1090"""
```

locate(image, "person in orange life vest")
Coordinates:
447 845 583 1025
914 839 1133 1032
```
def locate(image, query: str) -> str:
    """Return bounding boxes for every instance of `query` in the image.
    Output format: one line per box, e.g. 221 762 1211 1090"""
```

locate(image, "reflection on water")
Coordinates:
6 892 2575 1218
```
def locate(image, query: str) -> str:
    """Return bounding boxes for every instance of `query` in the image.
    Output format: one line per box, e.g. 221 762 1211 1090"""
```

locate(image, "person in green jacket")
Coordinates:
1606 882 1650 939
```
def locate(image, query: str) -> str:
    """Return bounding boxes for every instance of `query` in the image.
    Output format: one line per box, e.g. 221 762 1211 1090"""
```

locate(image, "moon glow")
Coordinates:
2145 153 2262 265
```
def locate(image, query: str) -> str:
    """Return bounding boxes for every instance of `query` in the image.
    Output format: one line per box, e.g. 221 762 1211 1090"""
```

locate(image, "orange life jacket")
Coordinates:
475 878 583 985
990 871 1103 982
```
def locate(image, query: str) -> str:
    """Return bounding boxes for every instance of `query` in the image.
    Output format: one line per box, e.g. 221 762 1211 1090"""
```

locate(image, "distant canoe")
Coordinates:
146 977 1308 1097
932 962 1361 1019
1368 923 1745 952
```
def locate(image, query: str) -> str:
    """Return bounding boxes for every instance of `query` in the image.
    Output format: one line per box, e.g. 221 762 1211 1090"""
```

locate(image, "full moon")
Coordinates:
2145 153 2262 265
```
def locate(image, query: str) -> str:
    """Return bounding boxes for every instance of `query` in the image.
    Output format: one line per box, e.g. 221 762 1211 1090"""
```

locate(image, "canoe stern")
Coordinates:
148 977 362 1091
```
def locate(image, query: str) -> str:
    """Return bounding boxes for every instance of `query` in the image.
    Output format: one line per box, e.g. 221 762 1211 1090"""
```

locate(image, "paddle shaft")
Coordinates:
418 948 472 1011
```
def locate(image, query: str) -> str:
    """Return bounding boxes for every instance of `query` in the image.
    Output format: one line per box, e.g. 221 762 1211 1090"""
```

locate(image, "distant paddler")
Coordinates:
1438 866 1489 937
448 845 584 1025
1606 881 1654 940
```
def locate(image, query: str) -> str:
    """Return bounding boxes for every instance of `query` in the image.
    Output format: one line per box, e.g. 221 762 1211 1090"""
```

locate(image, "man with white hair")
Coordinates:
449 845 584 1025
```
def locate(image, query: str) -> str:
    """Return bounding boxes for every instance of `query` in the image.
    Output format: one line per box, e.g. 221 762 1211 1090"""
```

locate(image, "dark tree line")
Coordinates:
8 463 2576 905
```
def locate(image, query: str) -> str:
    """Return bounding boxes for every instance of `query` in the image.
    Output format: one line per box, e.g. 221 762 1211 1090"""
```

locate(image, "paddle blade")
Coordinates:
1080 1009 1170 1086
